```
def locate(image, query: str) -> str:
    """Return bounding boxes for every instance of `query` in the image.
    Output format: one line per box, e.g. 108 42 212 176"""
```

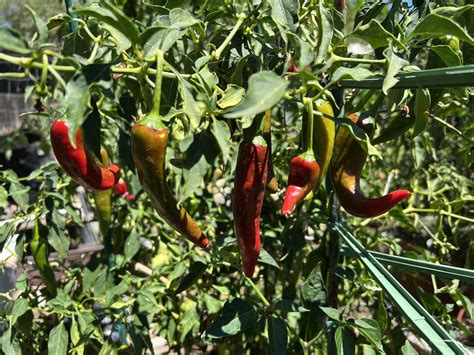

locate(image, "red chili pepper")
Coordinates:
281 154 320 217
233 136 269 277
113 179 135 202
331 114 411 218
50 120 120 190
281 98 320 217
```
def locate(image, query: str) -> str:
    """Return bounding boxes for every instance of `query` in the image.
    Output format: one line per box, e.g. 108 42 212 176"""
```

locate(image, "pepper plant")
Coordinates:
0 0 473 354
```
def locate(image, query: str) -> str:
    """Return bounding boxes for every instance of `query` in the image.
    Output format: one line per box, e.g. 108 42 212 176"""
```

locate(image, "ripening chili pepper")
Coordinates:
93 149 113 236
113 179 135 202
131 51 209 248
312 99 335 190
233 136 269 277
282 98 320 217
331 114 411 218
50 121 120 190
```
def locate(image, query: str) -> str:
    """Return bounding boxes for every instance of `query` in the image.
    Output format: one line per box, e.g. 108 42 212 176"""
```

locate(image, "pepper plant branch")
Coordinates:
404 208 473 223
330 53 386 65
212 13 246 61
243 274 271 307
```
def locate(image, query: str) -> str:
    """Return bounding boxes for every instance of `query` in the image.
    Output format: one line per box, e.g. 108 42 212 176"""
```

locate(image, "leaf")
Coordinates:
430 45 462 67
412 88 431 138
0 27 30 54
331 67 374 83
335 327 356 355
203 298 258 338
354 318 382 349
124 228 141 262
409 13 474 46
315 4 333 64
0 186 8 210
175 261 207 294
339 118 381 158
401 339 418 355
75 1 139 51
258 248 280 269
287 33 313 67
268 0 299 42
301 262 327 308
10 298 29 325
204 294 222 314
383 48 409 94
224 71 289 118
320 306 341 321
210 120 231 161
268 317 288 355
8 182 29 211
25 5 48 45
354 2 386 28
217 85 245 109
64 75 91 146
48 322 68 355
351 19 404 49
431 5 474 19
140 9 199 58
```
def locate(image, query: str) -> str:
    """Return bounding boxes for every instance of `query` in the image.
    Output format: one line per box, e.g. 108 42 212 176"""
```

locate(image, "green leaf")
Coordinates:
25 5 49 45
430 45 462 67
268 0 299 42
335 327 355 355
351 19 404 49
431 5 474 19
217 85 245 109
301 262 327 308
287 33 313 67
211 120 231 161
354 318 382 349
258 248 280 269
75 1 139 51
204 294 222 314
453 290 473 319
175 261 207 294
412 88 431 138
0 186 8 210
0 27 30 54
331 67 373 83
203 298 258 338
124 228 141 262
8 182 29 211
48 322 68 355
224 71 289 118
268 317 288 355
140 9 199 58
10 298 29 325
339 119 381 158
409 14 474 46
383 48 409 94
315 4 333 64
320 306 341 321
401 339 418 355
65 75 91 146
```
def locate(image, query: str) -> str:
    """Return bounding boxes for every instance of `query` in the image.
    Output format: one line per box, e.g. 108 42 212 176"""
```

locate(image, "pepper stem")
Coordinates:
303 97 314 152
150 50 164 118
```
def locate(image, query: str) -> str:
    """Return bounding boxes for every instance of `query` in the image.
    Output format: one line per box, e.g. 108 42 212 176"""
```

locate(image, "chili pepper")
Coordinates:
331 113 411 218
312 99 335 190
50 120 120 190
113 179 135 202
93 149 113 236
263 109 279 193
31 220 57 296
131 51 209 248
281 98 320 217
233 136 269 277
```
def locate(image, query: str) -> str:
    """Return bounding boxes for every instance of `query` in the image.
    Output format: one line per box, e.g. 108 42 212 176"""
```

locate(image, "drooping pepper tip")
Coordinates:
243 263 255 278
389 189 412 203
198 234 210 249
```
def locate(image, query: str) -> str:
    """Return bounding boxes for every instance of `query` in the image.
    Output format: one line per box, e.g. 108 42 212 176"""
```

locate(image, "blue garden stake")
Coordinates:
65 0 80 32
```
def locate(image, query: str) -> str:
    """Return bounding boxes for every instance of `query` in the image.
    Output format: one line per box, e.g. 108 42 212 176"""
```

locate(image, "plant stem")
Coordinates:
331 53 386 64
212 13 246 61
149 51 164 117
303 98 314 152
243 275 270 307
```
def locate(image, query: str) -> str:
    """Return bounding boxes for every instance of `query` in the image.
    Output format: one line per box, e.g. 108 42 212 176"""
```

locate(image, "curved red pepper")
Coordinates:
113 179 135 201
281 154 320 217
233 137 269 277
331 114 411 218
50 121 120 190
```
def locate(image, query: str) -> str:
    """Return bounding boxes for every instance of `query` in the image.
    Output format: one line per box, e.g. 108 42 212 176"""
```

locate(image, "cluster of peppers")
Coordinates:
50 52 410 278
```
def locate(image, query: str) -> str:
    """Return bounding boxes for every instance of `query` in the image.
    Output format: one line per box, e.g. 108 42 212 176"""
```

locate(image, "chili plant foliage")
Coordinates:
0 0 473 354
